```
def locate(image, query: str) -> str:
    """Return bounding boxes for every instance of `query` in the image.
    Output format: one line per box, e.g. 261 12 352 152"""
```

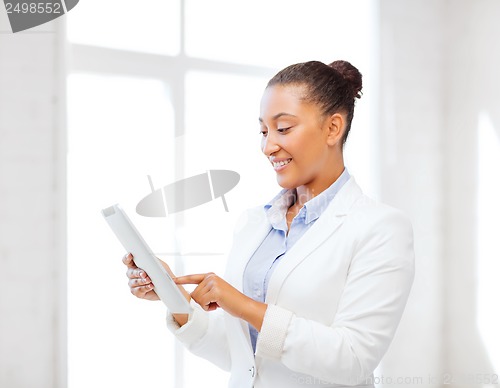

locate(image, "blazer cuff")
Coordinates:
255 304 293 360
166 299 209 346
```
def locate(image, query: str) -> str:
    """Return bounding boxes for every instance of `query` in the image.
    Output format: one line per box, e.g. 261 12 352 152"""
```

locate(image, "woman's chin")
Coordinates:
275 175 298 190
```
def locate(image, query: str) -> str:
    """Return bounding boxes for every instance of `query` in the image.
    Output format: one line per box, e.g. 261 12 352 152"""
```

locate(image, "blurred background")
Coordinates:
1 0 499 387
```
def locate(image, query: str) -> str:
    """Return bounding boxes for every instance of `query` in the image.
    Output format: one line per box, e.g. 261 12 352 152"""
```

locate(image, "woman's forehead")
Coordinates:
261 84 304 108
263 84 306 100
259 84 313 118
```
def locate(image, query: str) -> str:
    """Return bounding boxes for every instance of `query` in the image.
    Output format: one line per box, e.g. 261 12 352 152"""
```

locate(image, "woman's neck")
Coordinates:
294 163 345 207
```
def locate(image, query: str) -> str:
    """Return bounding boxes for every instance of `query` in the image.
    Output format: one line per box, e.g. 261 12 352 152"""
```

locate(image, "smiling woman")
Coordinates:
258 61 361 195
66 1 377 387
124 59 415 388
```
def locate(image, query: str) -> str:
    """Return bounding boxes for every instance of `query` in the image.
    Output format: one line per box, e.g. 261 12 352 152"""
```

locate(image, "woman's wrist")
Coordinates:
240 298 267 332
173 312 189 326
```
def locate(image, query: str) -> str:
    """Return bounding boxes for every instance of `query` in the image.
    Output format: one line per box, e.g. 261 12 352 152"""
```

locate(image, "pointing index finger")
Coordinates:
174 274 207 285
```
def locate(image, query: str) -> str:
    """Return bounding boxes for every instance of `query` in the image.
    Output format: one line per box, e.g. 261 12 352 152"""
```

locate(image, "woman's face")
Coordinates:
259 84 343 191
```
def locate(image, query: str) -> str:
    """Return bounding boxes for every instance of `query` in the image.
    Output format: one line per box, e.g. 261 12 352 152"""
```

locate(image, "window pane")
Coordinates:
67 0 180 56
185 0 375 68
180 71 276 386
183 70 279 226
67 74 177 388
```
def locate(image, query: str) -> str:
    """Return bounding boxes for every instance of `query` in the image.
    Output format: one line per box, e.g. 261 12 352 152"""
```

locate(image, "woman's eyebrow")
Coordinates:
258 113 298 122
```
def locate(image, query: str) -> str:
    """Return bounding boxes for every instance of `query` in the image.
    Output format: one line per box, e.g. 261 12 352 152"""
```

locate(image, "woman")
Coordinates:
123 60 415 388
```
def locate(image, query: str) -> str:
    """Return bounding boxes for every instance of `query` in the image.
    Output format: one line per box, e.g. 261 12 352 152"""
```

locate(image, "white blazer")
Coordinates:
167 177 415 388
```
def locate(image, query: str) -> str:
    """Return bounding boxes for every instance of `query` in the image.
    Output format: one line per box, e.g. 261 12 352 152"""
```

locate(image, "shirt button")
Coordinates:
256 290 262 297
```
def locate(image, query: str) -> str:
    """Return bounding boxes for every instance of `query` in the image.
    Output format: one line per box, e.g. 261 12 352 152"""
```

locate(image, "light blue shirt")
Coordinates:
242 168 351 353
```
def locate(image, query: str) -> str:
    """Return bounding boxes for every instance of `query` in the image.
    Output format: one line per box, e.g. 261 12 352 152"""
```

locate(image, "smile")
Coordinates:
272 158 292 169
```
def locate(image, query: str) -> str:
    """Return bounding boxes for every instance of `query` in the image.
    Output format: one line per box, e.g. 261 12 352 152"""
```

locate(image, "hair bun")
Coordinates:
329 60 363 99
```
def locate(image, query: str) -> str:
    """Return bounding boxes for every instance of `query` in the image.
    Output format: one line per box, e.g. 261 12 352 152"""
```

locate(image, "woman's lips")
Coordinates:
272 158 292 171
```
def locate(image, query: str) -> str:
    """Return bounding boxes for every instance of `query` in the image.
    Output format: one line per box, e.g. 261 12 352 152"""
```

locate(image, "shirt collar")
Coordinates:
264 187 296 230
264 168 351 228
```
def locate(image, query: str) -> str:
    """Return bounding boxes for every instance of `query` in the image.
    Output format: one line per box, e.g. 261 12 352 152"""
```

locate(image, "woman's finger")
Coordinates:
174 273 214 285
130 283 155 298
190 279 212 302
122 253 137 268
187 274 222 311
128 276 152 288
126 267 148 279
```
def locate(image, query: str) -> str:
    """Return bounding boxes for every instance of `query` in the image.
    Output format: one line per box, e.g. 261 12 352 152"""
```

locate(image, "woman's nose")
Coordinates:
261 132 280 156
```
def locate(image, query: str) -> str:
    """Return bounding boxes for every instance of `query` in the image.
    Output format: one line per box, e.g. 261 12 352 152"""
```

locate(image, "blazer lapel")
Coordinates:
265 177 363 304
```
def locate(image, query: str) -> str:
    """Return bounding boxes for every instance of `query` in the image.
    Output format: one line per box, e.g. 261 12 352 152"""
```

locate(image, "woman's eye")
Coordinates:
277 127 291 133
260 130 268 137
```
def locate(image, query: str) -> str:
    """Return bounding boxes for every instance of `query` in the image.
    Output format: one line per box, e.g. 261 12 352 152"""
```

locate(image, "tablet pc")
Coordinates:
101 204 192 314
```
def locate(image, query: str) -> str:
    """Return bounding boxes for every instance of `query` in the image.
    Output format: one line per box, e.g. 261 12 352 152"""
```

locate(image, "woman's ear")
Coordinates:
325 113 346 147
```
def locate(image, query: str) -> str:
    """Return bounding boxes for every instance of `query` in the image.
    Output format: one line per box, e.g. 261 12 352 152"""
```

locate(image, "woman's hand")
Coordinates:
122 253 158 301
122 253 190 326
174 273 267 331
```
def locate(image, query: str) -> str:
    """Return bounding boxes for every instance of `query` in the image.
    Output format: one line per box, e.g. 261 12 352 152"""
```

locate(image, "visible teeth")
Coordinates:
273 159 291 168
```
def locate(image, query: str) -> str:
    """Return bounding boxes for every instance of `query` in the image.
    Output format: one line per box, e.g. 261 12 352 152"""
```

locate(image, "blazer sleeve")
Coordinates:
255 206 415 385
166 299 231 371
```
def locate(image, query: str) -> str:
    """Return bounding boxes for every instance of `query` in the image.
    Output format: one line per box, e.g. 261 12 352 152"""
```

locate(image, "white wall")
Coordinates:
443 0 500 383
377 0 446 386
0 13 66 388
377 1 500 387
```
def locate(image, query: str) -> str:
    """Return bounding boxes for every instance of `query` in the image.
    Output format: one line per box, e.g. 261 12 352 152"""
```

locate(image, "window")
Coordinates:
66 1 377 387
67 74 177 387
67 0 180 55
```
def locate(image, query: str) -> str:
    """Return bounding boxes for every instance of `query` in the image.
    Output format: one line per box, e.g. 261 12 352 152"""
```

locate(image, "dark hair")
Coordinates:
266 60 362 145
